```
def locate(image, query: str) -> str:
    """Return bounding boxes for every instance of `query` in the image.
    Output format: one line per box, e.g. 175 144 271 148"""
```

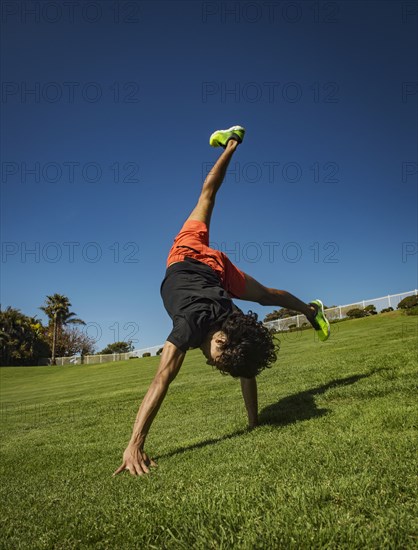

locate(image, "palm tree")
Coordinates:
39 294 85 365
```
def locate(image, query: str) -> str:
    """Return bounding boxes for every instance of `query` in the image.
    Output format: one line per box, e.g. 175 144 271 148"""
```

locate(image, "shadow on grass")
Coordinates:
154 429 249 461
259 373 368 426
156 374 369 461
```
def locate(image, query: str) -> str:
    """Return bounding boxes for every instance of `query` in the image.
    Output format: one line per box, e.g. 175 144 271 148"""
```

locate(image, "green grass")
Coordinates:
1 312 417 549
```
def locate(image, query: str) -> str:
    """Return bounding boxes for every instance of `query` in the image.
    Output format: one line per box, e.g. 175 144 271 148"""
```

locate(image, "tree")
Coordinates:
39 294 85 365
263 308 300 323
58 327 96 357
98 341 134 355
0 306 50 366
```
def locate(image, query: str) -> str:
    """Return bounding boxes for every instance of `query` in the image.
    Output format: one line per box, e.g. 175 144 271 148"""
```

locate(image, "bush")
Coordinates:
99 341 134 354
156 348 164 355
397 295 418 310
404 306 418 316
0 307 50 366
381 307 394 313
364 305 377 315
346 308 368 319
142 352 151 358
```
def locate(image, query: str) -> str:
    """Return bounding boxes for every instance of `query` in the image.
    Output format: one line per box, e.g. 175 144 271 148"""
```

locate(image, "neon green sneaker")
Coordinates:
309 299 330 341
209 125 246 148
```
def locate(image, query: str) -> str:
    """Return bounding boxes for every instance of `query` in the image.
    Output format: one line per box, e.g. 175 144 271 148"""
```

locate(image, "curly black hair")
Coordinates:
216 311 279 378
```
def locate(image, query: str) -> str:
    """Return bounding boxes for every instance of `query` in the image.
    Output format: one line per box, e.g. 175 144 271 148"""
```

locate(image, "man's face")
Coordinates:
200 330 226 366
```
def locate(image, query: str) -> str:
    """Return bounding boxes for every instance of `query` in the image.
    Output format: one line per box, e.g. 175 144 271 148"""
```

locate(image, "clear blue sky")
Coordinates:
1 1 417 351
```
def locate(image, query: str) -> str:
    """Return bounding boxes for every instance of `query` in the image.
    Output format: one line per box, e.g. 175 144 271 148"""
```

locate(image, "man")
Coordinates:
113 126 330 477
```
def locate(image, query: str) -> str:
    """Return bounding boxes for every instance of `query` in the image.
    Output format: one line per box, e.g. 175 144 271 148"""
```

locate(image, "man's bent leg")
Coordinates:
240 272 316 320
187 139 239 230
239 272 330 341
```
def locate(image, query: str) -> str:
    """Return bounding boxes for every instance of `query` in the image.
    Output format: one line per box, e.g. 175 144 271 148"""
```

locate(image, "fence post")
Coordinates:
388 295 391 308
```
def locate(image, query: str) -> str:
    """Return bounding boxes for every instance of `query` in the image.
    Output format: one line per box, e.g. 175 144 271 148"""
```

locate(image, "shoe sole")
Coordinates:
313 299 330 341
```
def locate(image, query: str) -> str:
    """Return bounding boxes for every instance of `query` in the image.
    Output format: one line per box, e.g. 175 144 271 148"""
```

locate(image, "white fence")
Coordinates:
263 289 418 332
53 345 164 366
52 289 417 366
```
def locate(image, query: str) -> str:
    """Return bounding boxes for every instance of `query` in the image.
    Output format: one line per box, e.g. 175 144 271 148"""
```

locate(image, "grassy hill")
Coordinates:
0 312 417 548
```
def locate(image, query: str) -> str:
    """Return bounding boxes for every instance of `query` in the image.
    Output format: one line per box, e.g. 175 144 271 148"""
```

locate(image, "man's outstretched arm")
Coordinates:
240 377 258 428
113 341 185 477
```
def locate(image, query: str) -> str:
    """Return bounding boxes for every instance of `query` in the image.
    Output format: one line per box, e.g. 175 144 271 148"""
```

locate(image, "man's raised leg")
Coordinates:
187 138 239 230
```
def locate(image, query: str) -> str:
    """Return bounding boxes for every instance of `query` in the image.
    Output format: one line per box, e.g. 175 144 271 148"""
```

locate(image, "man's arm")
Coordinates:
240 377 258 428
113 340 185 477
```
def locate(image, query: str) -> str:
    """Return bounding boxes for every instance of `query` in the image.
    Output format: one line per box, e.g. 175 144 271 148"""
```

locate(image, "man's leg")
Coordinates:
239 271 330 341
240 272 317 321
187 139 239 230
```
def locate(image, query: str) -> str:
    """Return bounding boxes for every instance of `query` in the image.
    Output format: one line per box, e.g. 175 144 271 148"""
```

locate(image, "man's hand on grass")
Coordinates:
113 444 157 477
112 343 184 478
248 418 259 430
